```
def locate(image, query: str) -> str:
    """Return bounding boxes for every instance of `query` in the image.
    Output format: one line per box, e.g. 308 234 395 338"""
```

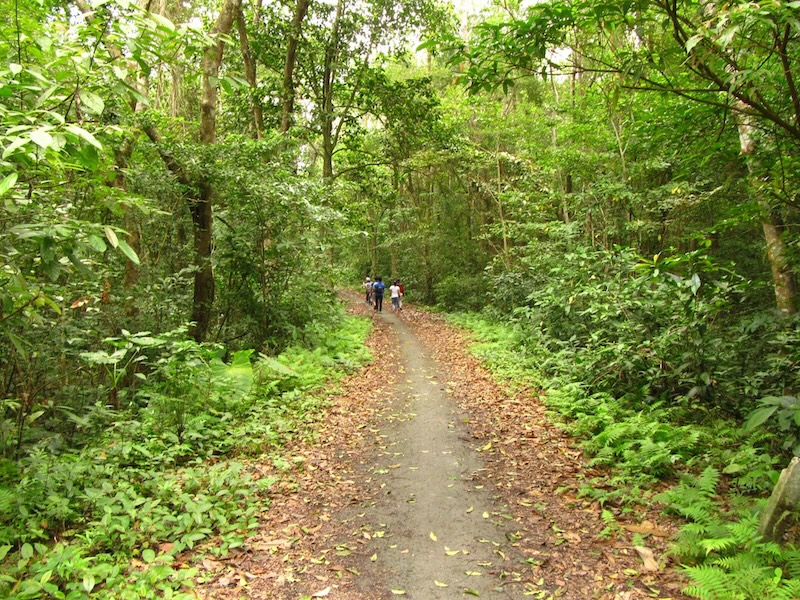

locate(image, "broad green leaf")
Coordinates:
86 234 107 252
9 63 22 75
3 136 29 159
83 574 96 593
142 548 156 563
79 89 105 114
151 12 176 30
117 239 140 264
30 128 53 149
0 173 17 197
744 405 778 431
65 124 102 149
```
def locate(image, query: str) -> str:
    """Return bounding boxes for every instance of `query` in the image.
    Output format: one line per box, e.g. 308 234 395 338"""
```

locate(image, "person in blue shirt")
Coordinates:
372 277 386 312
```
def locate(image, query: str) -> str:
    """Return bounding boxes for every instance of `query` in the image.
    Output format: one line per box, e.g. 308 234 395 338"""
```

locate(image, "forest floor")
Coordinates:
193 298 690 600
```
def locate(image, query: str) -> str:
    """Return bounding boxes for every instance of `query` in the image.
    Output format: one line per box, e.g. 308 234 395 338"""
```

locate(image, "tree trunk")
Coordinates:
237 7 263 139
280 0 310 134
736 102 797 314
321 0 344 179
190 0 242 341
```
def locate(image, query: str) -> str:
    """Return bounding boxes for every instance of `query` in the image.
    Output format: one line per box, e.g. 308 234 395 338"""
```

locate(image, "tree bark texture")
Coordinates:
237 8 264 139
189 0 242 341
280 0 310 134
321 0 344 179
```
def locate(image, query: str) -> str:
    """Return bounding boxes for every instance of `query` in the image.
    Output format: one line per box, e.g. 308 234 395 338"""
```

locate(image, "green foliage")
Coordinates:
434 274 488 312
656 469 800 599
0 309 372 598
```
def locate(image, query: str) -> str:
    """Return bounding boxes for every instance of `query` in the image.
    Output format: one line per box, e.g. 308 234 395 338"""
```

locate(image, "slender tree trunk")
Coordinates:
281 0 310 134
237 7 263 139
736 102 797 314
189 0 242 341
321 0 344 179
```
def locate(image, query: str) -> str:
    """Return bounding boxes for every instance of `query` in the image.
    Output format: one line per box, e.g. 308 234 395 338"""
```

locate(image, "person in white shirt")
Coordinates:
389 280 401 312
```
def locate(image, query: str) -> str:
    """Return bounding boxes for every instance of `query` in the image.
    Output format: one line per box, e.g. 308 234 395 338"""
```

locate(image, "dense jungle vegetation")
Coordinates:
2 0 800 597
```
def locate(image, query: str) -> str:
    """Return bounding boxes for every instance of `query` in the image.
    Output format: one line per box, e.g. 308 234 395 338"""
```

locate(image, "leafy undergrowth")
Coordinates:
0 308 372 599
196 301 691 599
445 311 800 600
192 296 400 599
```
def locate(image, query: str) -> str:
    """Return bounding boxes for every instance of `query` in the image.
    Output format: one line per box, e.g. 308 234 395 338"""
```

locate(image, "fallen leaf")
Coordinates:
311 587 331 598
623 521 670 537
390 590 406 595
434 580 448 587
633 545 660 571
429 531 438 542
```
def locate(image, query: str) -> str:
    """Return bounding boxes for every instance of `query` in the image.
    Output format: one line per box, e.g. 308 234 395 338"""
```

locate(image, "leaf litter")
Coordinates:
190 297 690 599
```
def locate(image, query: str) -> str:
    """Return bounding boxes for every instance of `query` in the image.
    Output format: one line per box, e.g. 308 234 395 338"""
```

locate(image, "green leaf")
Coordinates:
83 573 96 593
142 548 156 563
685 34 703 52
3 136 29 158
79 90 105 114
21 543 33 559
104 226 119 248
744 405 778 431
65 124 102 149
0 173 17 197
30 128 54 149
117 239 140 264
86 234 107 252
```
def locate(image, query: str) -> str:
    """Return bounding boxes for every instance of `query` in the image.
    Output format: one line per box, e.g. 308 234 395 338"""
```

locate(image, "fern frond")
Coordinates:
683 565 743 600
696 466 721 496
699 537 737 556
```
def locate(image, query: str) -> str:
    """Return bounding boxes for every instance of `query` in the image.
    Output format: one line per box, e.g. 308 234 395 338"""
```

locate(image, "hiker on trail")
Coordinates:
372 277 385 312
364 277 373 305
390 280 401 312
397 279 404 310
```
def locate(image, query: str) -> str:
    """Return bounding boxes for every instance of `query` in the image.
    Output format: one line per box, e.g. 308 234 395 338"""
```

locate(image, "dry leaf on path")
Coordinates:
633 545 660 571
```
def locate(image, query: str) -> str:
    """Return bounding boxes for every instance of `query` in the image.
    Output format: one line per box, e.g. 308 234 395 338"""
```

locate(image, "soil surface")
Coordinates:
194 299 689 600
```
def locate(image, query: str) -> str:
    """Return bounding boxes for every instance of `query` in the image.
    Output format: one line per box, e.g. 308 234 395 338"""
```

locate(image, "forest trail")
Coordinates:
195 298 687 600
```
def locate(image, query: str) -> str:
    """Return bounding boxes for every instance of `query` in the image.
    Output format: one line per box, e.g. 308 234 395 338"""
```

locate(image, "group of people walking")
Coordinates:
364 276 404 313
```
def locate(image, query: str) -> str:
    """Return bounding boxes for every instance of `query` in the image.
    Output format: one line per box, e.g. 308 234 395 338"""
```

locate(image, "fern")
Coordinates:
683 565 745 600
696 466 721 496
699 537 738 555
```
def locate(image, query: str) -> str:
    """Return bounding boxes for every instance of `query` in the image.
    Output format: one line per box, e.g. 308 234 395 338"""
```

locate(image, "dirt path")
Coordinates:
345 309 529 597
194 300 688 600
